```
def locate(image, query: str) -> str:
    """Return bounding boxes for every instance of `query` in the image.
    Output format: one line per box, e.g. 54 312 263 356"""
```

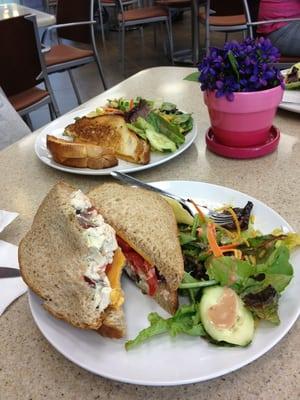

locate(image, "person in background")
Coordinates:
257 0 300 56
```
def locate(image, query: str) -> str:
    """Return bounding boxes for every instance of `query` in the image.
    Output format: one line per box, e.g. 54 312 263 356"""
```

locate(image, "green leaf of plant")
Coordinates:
227 50 240 82
183 72 200 82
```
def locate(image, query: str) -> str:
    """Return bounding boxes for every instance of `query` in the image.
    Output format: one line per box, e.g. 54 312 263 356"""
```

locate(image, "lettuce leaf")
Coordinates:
243 285 280 325
125 304 205 350
206 256 253 294
206 245 293 324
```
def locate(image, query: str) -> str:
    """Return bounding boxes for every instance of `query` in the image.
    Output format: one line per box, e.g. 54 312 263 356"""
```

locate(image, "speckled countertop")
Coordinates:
0 67 299 400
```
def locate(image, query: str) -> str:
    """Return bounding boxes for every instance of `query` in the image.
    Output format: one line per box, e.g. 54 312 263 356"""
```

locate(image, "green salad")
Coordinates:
126 201 300 350
284 62 300 90
106 97 193 153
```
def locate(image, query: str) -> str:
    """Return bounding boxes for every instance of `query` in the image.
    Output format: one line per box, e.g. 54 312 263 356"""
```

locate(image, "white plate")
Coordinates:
28 181 300 386
34 108 197 175
279 68 300 113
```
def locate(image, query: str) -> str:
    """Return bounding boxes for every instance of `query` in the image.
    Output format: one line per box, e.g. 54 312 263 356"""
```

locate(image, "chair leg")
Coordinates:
120 24 126 76
22 114 33 131
153 25 157 48
68 69 82 105
166 13 174 65
140 26 145 49
94 51 108 91
205 4 210 55
48 102 56 121
44 78 60 118
205 27 210 55
161 22 167 55
98 1 106 44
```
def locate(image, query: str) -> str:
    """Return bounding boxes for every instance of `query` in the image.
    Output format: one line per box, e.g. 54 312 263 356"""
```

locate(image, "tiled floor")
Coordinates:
2 1 244 139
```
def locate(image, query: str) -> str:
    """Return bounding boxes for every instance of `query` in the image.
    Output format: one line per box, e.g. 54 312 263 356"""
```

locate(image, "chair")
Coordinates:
0 15 60 129
116 0 174 75
199 0 247 54
0 87 32 150
41 0 107 105
155 0 190 60
243 0 300 68
98 0 139 43
43 0 57 13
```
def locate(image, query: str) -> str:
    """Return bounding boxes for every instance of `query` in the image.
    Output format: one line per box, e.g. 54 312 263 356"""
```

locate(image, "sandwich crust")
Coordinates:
88 183 184 292
47 135 118 169
19 182 125 335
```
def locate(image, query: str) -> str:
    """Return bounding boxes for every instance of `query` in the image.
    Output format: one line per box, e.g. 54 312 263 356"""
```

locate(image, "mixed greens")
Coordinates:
107 97 193 153
284 62 300 90
126 201 300 350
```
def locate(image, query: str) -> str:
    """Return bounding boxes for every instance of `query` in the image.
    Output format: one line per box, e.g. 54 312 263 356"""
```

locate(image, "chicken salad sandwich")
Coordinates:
18 182 126 338
88 183 184 315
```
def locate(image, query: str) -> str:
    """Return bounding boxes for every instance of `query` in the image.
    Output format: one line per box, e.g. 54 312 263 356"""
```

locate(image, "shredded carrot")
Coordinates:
129 99 134 110
227 207 241 238
187 198 206 222
207 222 223 257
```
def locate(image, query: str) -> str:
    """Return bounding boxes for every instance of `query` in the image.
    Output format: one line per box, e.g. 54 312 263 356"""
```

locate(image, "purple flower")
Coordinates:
198 37 284 100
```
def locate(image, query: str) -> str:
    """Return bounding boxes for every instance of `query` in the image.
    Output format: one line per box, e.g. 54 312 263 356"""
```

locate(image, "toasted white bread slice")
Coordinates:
64 114 150 165
47 135 118 169
19 182 126 337
88 183 184 314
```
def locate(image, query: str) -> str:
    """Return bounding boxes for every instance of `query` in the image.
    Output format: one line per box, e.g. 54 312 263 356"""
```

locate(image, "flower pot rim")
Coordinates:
205 84 283 97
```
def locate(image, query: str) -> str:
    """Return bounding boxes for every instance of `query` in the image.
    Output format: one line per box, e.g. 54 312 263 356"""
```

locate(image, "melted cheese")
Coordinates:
107 248 126 308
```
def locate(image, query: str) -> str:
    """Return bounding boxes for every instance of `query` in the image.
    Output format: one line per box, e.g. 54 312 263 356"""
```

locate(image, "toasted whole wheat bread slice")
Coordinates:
47 135 118 169
88 183 184 313
65 114 150 165
19 182 125 336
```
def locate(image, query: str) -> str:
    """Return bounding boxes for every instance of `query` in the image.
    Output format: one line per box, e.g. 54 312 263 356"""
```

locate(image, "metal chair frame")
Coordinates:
242 0 300 68
116 0 174 75
98 0 139 43
41 0 107 104
0 14 60 125
203 0 248 54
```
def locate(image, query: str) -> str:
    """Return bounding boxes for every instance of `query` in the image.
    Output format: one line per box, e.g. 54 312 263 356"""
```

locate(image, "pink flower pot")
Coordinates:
204 85 283 147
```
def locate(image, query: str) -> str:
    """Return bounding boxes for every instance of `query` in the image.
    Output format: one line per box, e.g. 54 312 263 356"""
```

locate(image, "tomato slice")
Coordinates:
117 236 158 296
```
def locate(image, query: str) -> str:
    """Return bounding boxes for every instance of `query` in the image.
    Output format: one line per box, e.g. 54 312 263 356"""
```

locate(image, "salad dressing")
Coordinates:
207 287 237 330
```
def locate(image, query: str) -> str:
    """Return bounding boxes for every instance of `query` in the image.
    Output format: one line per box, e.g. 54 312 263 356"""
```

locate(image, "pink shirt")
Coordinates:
258 0 300 34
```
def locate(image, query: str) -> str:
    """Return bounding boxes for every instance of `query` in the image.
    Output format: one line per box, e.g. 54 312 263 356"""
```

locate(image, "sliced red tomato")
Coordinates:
117 236 158 296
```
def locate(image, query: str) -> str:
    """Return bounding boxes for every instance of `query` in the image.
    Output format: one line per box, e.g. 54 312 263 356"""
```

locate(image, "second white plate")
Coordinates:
34 108 197 175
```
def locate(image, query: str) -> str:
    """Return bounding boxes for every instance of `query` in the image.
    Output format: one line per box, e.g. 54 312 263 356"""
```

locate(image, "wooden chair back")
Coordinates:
0 15 43 97
56 0 93 44
210 0 244 16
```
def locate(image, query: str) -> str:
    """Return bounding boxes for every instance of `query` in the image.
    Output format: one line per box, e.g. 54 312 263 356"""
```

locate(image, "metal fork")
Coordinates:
110 171 233 225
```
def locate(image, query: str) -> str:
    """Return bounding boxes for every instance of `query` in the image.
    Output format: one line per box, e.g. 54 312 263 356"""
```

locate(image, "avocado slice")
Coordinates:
162 196 194 225
199 286 254 346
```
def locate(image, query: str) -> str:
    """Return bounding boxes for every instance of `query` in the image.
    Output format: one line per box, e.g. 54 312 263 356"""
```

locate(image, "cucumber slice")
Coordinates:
200 286 254 346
